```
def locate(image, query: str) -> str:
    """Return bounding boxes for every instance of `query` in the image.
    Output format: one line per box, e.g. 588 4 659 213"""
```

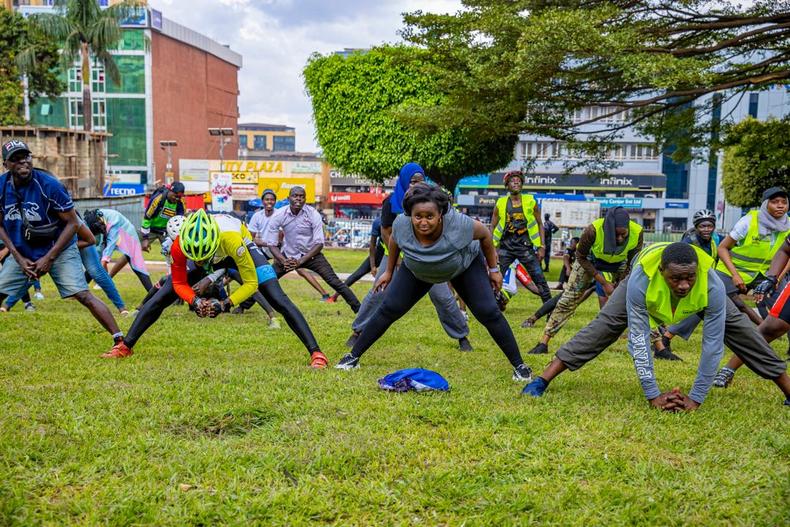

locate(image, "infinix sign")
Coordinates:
490 173 665 189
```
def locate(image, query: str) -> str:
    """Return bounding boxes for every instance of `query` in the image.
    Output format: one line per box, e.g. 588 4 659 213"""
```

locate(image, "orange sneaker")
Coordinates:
101 342 133 359
309 351 328 369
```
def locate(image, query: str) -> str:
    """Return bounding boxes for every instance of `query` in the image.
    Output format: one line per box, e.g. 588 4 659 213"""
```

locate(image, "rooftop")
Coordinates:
239 123 296 132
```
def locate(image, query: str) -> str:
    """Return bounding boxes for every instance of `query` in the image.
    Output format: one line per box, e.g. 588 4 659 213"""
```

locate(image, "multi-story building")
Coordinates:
15 3 241 197
662 86 790 231
456 106 667 230
238 123 296 154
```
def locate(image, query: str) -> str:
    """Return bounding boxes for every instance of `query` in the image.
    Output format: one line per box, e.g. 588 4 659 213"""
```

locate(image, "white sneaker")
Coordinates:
34 291 44 300
268 317 281 329
120 309 130 317
92 284 102 290
24 303 36 312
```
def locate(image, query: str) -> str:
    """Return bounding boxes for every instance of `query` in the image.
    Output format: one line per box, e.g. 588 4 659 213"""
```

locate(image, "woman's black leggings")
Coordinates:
344 245 385 289
350 253 524 368
123 265 319 354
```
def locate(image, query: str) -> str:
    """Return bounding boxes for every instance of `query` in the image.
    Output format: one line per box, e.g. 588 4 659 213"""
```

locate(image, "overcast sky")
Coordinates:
147 0 461 152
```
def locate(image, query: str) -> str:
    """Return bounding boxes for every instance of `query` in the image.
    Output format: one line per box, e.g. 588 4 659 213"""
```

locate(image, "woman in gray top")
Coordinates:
336 184 534 382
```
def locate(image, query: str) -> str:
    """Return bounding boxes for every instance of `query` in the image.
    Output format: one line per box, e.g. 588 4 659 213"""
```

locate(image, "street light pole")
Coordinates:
208 127 235 169
159 140 178 184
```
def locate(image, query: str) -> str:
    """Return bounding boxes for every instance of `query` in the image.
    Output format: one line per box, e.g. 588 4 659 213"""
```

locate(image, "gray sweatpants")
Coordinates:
555 279 786 379
351 254 469 339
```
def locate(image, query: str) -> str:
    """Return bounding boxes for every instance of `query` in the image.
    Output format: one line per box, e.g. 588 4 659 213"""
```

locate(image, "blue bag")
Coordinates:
378 368 450 393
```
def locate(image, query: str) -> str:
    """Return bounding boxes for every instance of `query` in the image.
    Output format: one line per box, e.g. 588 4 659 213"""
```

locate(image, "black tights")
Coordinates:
351 253 524 368
124 270 319 353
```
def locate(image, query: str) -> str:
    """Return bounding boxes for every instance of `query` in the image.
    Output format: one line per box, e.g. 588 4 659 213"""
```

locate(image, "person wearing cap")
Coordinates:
714 186 789 325
140 181 185 252
0 139 124 344
490 170 551 303
713 234 790 388
652 209 722 360
524 206 644 356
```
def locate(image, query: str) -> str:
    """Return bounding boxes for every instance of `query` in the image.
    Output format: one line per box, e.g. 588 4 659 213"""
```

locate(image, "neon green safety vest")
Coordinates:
492 194 541 248
716 210 790 281
590 218 643 264
637 242 714 327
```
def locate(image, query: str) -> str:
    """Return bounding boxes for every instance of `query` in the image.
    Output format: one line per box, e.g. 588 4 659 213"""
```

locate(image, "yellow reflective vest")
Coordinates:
637 242 714 327
590 218 643 264
716 210 790 281
492 194 541 248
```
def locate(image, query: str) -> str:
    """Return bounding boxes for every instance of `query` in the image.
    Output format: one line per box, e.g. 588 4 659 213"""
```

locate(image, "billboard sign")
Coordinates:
103 183 144 197
258 178 316 202
210 172 233 212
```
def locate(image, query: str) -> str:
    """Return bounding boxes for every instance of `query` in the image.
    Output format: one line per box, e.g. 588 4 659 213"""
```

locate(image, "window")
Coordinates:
106 56 145 94
92 99 106 130
106 98 147 165
253 135 267 150
68 68 82 93
68 98 83 128
273 135 295 151
91 67 105 93
239 135 248 149
748 93 759 118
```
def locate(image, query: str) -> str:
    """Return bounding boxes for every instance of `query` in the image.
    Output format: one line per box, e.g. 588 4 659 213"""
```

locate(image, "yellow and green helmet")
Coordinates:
178 209 220 261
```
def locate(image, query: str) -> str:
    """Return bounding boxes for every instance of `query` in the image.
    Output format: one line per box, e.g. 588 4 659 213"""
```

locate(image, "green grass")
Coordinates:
1 250 788 525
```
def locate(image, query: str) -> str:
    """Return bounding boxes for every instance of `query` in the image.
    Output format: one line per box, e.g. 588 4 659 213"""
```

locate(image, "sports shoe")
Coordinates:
521 317 537 328
654 347 683 361
512 363 533 382
119 309 130 317
33 291 44 300
268 317 281 329
0 306 7 313
24 302 35 312
335 353 360 370
522 377 548 397
101 342 133 359
458 337 473 352
231 306 245 315
713 367 735 388
528 342 549 355
310 351 329 369
320 294 331 303
92 284 102 290
345 331 360 348
494 290 509 312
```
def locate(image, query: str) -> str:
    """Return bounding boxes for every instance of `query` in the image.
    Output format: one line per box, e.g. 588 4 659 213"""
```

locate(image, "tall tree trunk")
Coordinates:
81 42 92 132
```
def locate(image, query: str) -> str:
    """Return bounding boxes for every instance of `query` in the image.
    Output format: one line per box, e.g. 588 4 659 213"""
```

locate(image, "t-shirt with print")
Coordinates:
500 196 530 251
0 169 75 260
392 208 480 284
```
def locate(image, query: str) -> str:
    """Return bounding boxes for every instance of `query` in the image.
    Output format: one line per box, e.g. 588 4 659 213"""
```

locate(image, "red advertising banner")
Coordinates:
329 192 387 205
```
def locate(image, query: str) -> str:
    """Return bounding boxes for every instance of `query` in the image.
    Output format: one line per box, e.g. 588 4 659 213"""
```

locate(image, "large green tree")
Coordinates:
0 9 62 125
303 46 516 189
22 0 142 131
401 1 790 164
721 117 790 207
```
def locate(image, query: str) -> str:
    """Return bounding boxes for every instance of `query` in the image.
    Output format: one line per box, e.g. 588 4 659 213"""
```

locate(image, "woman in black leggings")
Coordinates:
336 183 534 381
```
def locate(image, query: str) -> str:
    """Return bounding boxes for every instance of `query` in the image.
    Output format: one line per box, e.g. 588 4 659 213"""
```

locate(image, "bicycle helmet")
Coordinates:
692 209 716 227
166 215 185 241
178 209 220 261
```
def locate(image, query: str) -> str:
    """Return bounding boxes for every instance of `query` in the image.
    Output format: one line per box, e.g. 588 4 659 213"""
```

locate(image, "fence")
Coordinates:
74 196 146 231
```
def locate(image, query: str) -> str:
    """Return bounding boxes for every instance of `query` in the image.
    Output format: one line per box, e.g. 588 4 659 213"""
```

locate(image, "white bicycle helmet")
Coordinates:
166 215 186 241
692 209 715 226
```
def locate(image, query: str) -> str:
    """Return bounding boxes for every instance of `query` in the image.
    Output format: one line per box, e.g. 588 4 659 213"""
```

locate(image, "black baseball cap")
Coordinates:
170 181 185 194
762 186 788 200
261 188 276 199
2 139 31 161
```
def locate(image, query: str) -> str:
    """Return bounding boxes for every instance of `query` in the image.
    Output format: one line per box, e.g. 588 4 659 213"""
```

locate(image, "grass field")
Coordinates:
1 249 788 525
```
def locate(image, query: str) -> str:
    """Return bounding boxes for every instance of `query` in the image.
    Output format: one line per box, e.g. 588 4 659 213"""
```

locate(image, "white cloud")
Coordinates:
147 0 461 151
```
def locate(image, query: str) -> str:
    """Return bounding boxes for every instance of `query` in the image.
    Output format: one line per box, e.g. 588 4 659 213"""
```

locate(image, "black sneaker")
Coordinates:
713 367 735 388
654 347 683 361
512 363 533 382
231 306 245 315
458 337 473 352
345 331 360 348
528 343 549 355
335 353 360 370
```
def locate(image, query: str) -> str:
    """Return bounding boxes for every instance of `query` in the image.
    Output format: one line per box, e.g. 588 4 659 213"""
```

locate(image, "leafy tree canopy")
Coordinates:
303 46 516 189
401 1 790 165
0 8 63 125
721 117 790 207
